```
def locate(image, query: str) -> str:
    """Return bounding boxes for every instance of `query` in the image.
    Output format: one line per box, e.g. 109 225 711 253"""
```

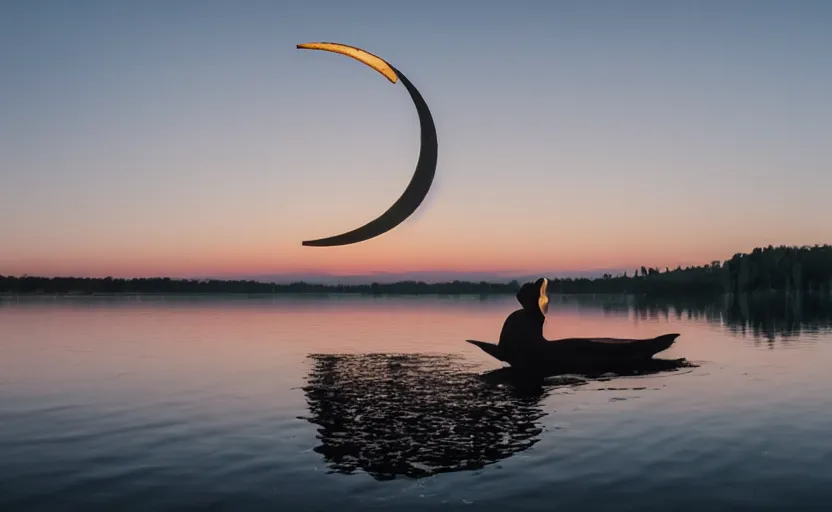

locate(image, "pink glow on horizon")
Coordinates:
0 244 773 279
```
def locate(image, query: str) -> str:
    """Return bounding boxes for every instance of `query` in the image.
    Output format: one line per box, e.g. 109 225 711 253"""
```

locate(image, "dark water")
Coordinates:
1 293 831 511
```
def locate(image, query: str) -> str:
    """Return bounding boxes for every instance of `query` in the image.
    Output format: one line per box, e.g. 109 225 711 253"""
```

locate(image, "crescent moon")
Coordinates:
296 42 438 247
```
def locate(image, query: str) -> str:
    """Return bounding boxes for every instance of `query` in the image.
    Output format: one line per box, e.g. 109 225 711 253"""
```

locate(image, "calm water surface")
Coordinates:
1 294 832 511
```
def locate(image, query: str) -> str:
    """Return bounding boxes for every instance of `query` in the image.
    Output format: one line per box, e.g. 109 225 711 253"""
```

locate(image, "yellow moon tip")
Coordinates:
297 41 398 84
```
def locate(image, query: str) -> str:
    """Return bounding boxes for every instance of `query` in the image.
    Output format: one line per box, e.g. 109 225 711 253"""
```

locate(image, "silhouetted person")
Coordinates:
498 278 550 368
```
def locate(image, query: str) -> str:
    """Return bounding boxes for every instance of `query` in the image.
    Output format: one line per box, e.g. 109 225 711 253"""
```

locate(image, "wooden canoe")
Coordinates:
466 333 679 374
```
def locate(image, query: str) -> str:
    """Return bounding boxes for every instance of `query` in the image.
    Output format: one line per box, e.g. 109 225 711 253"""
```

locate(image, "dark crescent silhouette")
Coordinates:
297 44 438 247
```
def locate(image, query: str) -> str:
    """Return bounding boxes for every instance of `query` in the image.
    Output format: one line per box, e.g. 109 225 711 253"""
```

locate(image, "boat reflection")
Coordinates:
300 353 549 480
301 353 695 480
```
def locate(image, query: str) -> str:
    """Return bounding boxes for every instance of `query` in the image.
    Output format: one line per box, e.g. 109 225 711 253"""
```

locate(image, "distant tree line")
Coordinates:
545 244 832 296
1 244 830 297
0 276 519 296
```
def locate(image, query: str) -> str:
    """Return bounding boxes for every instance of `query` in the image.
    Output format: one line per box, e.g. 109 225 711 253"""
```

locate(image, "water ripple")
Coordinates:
299 353 689 482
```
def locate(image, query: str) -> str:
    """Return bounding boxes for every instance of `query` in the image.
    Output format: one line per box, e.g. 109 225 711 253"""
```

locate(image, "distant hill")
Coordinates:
2 245 830 296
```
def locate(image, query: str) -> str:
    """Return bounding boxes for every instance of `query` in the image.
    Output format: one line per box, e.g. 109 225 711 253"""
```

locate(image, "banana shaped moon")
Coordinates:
297 42 438 247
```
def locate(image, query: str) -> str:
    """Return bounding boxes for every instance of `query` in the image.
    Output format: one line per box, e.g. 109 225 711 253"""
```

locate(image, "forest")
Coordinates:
2 245 831 297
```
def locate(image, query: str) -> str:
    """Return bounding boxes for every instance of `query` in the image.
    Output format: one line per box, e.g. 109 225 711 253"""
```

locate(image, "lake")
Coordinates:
2 293 832 511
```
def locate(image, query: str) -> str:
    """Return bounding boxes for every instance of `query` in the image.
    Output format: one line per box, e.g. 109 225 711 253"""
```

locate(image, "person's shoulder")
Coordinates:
502 309 526 324
507 308 525 317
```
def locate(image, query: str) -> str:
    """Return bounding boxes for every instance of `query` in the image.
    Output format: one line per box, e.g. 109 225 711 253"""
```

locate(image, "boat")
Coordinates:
466 333 680 375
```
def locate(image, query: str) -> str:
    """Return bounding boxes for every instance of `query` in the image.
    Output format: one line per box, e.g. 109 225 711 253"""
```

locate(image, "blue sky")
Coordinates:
1 1 830 278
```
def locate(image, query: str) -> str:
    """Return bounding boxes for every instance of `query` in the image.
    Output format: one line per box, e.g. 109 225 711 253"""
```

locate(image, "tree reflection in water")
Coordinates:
588 293 832 343
300 353 693 480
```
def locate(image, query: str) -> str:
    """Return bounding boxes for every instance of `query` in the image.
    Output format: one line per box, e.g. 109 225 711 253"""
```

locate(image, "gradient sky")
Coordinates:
2 1 830 278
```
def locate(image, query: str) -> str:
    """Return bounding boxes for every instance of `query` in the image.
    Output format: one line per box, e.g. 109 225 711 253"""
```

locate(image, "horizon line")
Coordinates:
4 243 828 283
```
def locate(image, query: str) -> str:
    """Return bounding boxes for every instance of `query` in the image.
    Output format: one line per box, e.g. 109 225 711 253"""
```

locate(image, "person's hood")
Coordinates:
515 278 549 316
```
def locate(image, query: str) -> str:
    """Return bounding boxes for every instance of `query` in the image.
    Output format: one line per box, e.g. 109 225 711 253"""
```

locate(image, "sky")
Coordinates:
1 1 830 279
